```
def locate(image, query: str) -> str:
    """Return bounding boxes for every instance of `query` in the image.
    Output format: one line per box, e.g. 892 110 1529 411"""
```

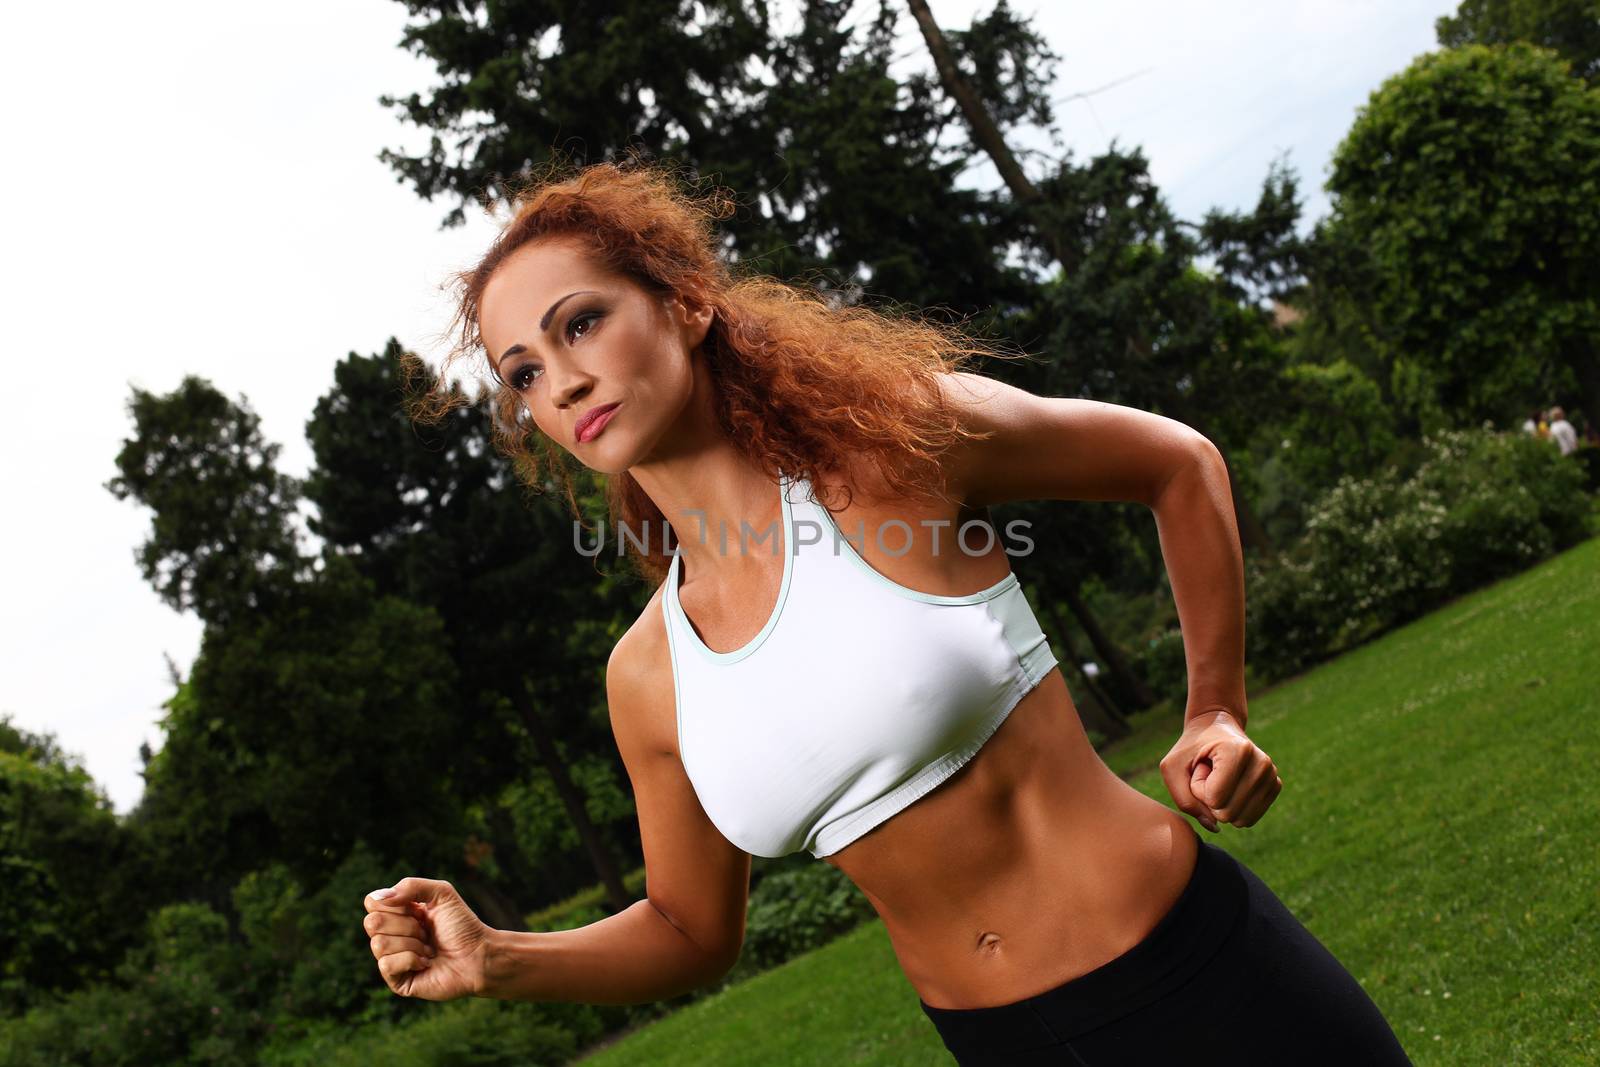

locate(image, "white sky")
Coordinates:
0 0 1446 814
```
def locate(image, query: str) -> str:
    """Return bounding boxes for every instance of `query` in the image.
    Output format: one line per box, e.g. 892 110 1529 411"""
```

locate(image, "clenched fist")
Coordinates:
362 877 493 1001
1160 708 1284 832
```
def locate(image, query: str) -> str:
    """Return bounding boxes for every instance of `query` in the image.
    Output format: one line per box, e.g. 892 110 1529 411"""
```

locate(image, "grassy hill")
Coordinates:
580 537 1600 1066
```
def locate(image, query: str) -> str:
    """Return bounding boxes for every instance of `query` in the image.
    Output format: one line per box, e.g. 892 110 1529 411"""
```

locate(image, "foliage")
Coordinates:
106 377 304 628
727 860 876 982
1247 428 1590 678
499 755 637 864
1319 43 1600 428
134 558 467 896
525 866 648 933
0 837 616 1066
0 718 150 1016
377 0 1037 318
941 0 1062 131
1271 359 1399 493
1233 357 1402 544
256 996 608 1067
1195 155 1311 309
0 901 264 1067
306 346 645 910
232 843 410 1028
1130 626 1188 707
1437 0 1600 83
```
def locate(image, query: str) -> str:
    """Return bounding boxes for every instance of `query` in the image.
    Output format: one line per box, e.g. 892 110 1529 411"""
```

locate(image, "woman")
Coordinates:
361 161 1411 1064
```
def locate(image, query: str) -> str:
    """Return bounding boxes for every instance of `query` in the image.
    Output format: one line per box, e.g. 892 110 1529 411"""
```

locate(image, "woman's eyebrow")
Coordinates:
540 289 598 332
496 289 600 370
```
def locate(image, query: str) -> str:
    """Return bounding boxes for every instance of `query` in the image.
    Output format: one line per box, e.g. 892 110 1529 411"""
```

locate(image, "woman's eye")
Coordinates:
566 311 600 344
511 364 542 390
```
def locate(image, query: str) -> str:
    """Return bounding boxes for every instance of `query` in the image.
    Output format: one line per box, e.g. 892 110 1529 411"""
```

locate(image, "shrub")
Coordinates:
0 903 264 1067
258 997 608 1067
727 859 876 982
1247 428 1590 680
1132 626 1188 706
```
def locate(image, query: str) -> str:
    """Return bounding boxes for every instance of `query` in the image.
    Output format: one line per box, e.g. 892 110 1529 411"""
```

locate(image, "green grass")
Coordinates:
580 538 1600 1066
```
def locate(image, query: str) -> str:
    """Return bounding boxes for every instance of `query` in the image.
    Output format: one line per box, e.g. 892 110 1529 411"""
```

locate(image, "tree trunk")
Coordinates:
1574 347 1600 447
1048 604 1130 742
905 0 1039 208
1156 382 1276 558
1061 584 1156 711
509 687 632 914
456 870 528 933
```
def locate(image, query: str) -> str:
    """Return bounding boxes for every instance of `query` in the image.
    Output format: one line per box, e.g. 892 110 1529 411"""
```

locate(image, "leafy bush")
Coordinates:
1248 428 1590 679
258 997 608 1067
0 720 149 1016
524 865 647 932
0 839 619 1067
0 902 265 1067
231 842 403 1027
1131 625 1188 706
727 859 876 982
1275 359 1399 492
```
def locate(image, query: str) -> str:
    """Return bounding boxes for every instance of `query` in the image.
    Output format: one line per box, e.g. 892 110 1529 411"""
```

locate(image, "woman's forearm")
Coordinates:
1149 438 1249 730
477 898 736 1005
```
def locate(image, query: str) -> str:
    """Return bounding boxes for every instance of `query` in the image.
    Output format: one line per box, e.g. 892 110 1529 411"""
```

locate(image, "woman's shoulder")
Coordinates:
605 584 679 756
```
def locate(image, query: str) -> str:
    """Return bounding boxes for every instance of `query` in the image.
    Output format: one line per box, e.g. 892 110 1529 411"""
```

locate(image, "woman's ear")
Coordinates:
674 291 715 349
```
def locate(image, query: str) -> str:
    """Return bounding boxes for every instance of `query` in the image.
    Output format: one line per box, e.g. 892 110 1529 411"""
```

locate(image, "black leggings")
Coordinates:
919 832 1413 1065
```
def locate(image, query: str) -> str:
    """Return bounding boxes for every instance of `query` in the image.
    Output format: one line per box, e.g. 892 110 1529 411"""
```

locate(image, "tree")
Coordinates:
305 345 641 912
1321 43 1600 427
0 716 148 1012
1437 0 1600 83
378 0 1037 318
105 375 537 929
379 0 772 229
106 378 304 629
124 557 495 918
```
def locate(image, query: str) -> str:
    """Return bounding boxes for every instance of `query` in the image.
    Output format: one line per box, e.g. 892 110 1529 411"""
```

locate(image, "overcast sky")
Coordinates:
0 0 1447 814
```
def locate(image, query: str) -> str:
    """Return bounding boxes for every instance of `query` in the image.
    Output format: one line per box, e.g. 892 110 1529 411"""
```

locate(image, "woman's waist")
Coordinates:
846 790 1201 1010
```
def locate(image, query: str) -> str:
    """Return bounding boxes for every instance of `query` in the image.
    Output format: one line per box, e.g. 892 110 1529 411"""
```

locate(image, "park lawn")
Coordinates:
580 537 1600 1066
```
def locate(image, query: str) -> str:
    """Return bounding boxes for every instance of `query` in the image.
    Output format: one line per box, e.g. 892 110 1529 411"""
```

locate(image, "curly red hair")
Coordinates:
405 155 1034 585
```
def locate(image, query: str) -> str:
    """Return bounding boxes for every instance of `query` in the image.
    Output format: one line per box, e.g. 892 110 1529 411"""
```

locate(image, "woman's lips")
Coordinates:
575 402 621 443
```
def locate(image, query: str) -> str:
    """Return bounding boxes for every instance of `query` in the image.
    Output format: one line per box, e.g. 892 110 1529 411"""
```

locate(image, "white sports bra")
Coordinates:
660 471 1059 858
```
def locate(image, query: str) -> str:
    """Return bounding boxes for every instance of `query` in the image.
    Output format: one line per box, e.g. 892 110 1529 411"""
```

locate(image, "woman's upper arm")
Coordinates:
606 605 751 968
939 371 1220 509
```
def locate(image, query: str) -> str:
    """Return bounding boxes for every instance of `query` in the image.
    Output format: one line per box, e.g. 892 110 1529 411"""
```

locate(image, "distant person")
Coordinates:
1522 409 1543 435
1549 406 1578 456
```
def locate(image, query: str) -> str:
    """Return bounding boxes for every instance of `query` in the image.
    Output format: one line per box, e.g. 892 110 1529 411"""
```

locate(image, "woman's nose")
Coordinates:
548 365 594 409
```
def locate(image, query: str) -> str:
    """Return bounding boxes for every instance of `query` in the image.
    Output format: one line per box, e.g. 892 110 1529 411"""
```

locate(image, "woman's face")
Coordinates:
477 236 712 474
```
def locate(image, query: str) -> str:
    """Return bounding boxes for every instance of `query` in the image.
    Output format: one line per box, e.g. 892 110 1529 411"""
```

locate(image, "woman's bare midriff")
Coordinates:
805 462 1200 1012
823 669 1200 1010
